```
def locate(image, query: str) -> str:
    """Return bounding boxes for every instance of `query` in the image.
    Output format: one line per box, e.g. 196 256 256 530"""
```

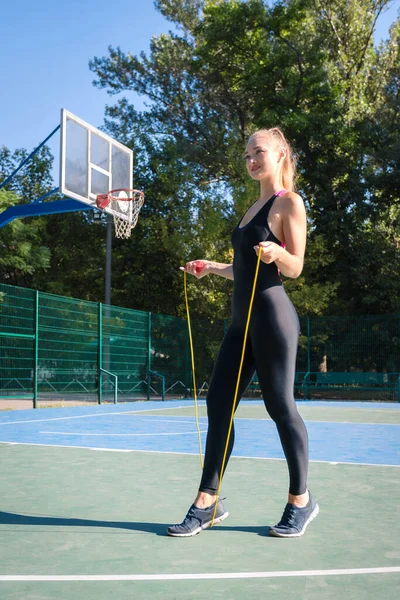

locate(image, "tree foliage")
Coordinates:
88 0 399 317
0 190 50 285
0 0 398 319
0 145 107 297
0 145 55 201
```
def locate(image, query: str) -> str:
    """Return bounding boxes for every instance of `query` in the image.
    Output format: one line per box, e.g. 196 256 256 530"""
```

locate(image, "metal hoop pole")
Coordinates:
0 125 60 190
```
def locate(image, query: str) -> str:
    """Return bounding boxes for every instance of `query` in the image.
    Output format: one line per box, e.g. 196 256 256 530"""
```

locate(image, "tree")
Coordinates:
0 144 107 300
1 0 396 318
0 145 55 201
101 123 234 317
89 0 399 317
0 189 50 286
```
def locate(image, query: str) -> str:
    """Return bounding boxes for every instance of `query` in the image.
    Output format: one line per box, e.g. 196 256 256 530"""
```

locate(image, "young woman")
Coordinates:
168 127 319 538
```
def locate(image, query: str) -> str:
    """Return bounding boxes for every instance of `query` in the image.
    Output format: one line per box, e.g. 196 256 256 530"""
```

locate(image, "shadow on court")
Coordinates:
0 511 269 537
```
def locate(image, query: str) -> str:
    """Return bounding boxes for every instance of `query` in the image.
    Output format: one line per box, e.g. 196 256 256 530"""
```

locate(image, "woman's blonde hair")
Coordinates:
249 127 297 192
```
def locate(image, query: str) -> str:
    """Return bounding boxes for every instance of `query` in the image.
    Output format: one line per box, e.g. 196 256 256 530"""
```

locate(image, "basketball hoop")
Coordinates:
96 188 144 239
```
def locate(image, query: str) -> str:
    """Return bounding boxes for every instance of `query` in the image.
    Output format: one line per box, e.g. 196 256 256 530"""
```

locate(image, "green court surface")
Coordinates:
140 402 400 424
0 401 399 599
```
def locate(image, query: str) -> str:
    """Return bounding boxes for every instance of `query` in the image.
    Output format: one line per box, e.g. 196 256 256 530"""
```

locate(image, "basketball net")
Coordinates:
96 189 144 239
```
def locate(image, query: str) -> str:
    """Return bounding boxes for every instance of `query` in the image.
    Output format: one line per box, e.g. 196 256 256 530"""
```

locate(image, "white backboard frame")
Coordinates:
59 109 133 219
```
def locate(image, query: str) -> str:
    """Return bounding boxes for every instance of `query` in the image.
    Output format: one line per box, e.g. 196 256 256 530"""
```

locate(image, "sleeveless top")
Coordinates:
231 192 285 322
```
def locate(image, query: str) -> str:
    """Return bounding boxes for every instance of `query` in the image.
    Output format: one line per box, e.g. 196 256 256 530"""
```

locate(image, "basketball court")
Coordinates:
0 399 399 600
1 112 399 599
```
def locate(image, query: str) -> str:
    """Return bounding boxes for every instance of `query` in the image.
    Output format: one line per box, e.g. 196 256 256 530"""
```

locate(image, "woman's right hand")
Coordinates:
180 260 210 279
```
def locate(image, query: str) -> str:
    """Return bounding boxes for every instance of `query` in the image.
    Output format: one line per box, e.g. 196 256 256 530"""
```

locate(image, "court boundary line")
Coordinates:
130 414 400 426
39 430 208 437
1 410 398 428
0 566 399 582
0 405 192 426
1 441 400 468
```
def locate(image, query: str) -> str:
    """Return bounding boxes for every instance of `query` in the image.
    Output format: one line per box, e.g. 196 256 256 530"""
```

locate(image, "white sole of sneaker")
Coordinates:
202 510 229 531
269 503 320 538
167 511 229 538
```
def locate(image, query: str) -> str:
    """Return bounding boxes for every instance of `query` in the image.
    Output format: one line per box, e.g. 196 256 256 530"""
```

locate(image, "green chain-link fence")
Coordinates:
295 315 400 401
0 283 399 405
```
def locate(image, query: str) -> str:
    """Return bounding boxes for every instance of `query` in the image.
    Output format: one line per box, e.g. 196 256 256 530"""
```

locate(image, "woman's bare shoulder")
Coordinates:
279 191 305 213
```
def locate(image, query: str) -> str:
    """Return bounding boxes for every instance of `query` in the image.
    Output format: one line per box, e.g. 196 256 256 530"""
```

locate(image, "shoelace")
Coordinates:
279 504 298 527
183 505 202 527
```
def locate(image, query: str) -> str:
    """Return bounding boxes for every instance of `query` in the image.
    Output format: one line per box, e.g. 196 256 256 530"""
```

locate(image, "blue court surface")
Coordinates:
0 400 399 467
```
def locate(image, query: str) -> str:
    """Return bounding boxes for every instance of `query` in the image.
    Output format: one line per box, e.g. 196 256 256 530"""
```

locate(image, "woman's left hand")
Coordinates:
253 241 284 264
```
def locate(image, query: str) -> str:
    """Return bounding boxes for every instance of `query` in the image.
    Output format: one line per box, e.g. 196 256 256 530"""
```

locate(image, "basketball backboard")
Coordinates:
59 109 133 217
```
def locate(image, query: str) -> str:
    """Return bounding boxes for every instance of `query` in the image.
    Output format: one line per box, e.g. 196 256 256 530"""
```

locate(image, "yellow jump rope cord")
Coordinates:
184 250 262 520
184 270 204 470
211 248 262 526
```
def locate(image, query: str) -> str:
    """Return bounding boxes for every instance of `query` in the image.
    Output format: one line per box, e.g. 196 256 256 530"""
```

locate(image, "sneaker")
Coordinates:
167 499 229 537
269 492 319 538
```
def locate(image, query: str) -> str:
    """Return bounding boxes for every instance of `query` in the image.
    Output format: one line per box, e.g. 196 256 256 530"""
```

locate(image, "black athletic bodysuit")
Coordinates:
199 192 309 496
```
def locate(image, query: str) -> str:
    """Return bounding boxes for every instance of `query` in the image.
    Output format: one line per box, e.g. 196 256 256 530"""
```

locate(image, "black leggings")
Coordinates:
199 286 308 496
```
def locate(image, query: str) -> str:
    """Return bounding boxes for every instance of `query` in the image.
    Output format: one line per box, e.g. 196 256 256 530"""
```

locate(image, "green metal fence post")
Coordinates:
33 290 39 408
147 312 152 401
98 302 103 405
149 370 165 401
99 368 117 404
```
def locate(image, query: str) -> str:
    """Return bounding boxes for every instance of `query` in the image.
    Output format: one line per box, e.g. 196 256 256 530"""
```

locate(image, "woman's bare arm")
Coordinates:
254 192 306 279
180 260 234 280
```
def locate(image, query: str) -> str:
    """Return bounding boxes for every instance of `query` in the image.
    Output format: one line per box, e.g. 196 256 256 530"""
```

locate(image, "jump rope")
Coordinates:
183 248 264 526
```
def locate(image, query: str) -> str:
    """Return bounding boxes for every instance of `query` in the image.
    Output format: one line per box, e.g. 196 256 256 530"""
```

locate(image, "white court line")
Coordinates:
140 418 206 424
0 566 399 582
140 415 400 426
304 420 400 426
1 406 397 428
40 430 207 437
1 441 400 467
0 405 191 426
238 418 400 426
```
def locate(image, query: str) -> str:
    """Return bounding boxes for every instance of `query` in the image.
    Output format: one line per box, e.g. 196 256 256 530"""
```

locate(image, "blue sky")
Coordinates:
0 0 399 186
